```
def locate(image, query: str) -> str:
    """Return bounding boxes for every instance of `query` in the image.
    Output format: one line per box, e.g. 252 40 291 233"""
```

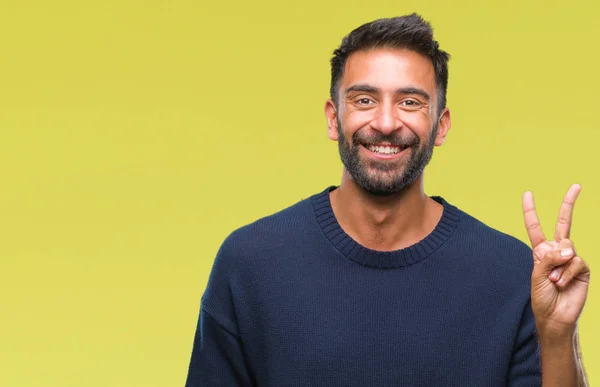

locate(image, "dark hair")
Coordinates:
330 13 450 116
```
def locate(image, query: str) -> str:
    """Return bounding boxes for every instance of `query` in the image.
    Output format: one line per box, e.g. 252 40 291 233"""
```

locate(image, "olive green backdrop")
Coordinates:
1 1 598 385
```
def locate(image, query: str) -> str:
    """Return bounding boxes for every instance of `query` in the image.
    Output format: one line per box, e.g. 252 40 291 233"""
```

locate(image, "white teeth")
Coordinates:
368 145 400 154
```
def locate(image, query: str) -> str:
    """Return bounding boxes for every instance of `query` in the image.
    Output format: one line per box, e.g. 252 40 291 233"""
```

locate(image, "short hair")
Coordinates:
330 13 450 116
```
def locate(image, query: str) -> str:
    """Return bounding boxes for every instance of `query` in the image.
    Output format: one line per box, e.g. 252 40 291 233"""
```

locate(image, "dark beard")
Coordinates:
337 118 438 196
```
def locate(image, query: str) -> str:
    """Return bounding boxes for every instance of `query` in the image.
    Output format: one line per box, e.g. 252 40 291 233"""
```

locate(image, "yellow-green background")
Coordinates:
1 0 598 385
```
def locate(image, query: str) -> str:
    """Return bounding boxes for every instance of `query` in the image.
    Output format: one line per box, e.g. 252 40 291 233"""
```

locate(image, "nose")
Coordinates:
372 101 401 135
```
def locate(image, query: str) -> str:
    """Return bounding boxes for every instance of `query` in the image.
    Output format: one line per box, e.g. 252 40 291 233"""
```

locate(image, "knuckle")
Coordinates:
562 264 575 277
543 250 558 261
559 238 575 249
526 222 541 231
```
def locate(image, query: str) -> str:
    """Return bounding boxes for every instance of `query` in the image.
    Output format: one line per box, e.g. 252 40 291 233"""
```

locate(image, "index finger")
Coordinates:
554 183 582 241
522 191 546 248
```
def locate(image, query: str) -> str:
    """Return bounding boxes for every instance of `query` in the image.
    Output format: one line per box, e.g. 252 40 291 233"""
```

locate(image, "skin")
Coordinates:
325 47 590 385
523 185 590 386
324 48 450 251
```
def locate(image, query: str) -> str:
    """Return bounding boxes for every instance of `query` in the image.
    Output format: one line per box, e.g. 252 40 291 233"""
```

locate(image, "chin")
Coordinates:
360 184 408 197
354 177 407 196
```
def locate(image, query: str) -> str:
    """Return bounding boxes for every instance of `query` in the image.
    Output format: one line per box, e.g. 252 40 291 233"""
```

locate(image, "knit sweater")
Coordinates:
185 186 541 386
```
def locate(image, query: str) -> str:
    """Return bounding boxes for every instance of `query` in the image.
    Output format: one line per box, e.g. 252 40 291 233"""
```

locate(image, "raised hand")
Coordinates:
522 184 590 331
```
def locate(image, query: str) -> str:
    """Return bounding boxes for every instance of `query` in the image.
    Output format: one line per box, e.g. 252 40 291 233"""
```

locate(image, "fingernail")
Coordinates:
561 248 573 258
557 278 565 286
550 269 560 281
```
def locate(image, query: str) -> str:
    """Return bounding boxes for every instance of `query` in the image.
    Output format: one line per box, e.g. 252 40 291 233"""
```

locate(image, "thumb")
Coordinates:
536 247 575 276
547 239 575 282
557 238 574 252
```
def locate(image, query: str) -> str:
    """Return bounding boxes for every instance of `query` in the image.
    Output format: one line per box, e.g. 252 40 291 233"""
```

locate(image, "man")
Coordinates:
185 14 590 386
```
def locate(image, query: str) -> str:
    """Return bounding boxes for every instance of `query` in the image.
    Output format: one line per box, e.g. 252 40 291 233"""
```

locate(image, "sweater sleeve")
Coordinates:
184 307 254 387
507 299 542 386
185 232 255 387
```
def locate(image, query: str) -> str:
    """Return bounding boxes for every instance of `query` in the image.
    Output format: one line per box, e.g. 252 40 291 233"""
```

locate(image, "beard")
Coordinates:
337 118 438 196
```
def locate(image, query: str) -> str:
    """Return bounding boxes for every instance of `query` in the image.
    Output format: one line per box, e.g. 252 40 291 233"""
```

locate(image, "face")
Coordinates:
325 48 451 196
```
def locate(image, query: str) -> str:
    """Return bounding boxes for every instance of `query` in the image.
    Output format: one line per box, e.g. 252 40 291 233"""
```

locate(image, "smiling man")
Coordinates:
185 14 590 386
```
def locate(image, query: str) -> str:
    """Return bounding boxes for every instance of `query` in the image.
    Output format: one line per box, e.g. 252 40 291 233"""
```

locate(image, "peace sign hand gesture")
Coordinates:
522 184 590 333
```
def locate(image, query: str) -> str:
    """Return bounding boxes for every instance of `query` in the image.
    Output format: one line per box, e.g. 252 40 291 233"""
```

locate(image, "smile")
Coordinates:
367 145 402 155
361 143 409 160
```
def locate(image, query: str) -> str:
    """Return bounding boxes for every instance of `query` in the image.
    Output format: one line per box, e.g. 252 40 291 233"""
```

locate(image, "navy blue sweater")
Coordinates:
186 186 541 386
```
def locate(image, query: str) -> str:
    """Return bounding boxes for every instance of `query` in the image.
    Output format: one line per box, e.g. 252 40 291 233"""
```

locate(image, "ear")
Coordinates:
324 99 339 141
434 107 451 146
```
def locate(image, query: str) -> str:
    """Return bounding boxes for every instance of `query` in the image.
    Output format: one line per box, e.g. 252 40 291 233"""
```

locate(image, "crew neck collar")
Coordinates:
312 186 460 269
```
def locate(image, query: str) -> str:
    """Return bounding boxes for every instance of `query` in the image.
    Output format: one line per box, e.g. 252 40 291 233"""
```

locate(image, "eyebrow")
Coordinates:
344 84 431 101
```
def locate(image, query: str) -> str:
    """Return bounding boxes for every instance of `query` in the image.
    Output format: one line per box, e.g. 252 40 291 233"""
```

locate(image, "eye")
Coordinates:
355 98 374 106
400 99 422 110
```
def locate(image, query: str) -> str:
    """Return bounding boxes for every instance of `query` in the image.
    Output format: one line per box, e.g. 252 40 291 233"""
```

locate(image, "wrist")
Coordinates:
536 321 577 348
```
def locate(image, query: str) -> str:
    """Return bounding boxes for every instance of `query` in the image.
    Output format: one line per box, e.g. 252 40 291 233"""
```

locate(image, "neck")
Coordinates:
330 170 443 252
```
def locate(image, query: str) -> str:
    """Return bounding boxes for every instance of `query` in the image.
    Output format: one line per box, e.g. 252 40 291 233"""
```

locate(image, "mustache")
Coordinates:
352 131 420 148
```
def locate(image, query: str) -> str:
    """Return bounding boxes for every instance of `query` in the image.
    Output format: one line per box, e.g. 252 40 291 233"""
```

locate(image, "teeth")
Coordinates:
368 145 401 154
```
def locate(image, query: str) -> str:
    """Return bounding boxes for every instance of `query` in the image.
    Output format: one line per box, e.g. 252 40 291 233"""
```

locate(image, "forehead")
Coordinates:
341 48 436 93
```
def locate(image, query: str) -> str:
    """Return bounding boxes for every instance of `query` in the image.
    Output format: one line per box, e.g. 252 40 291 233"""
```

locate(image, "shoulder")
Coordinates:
211 189 324 272
447 203 534 282
438 197 532 262
459 209 532 257
200 191 321 326
437 203 536 308
225 194 315 250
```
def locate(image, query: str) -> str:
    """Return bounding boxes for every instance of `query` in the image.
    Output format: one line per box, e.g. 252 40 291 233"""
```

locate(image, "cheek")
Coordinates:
343 111 373 134
402 112 434 136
